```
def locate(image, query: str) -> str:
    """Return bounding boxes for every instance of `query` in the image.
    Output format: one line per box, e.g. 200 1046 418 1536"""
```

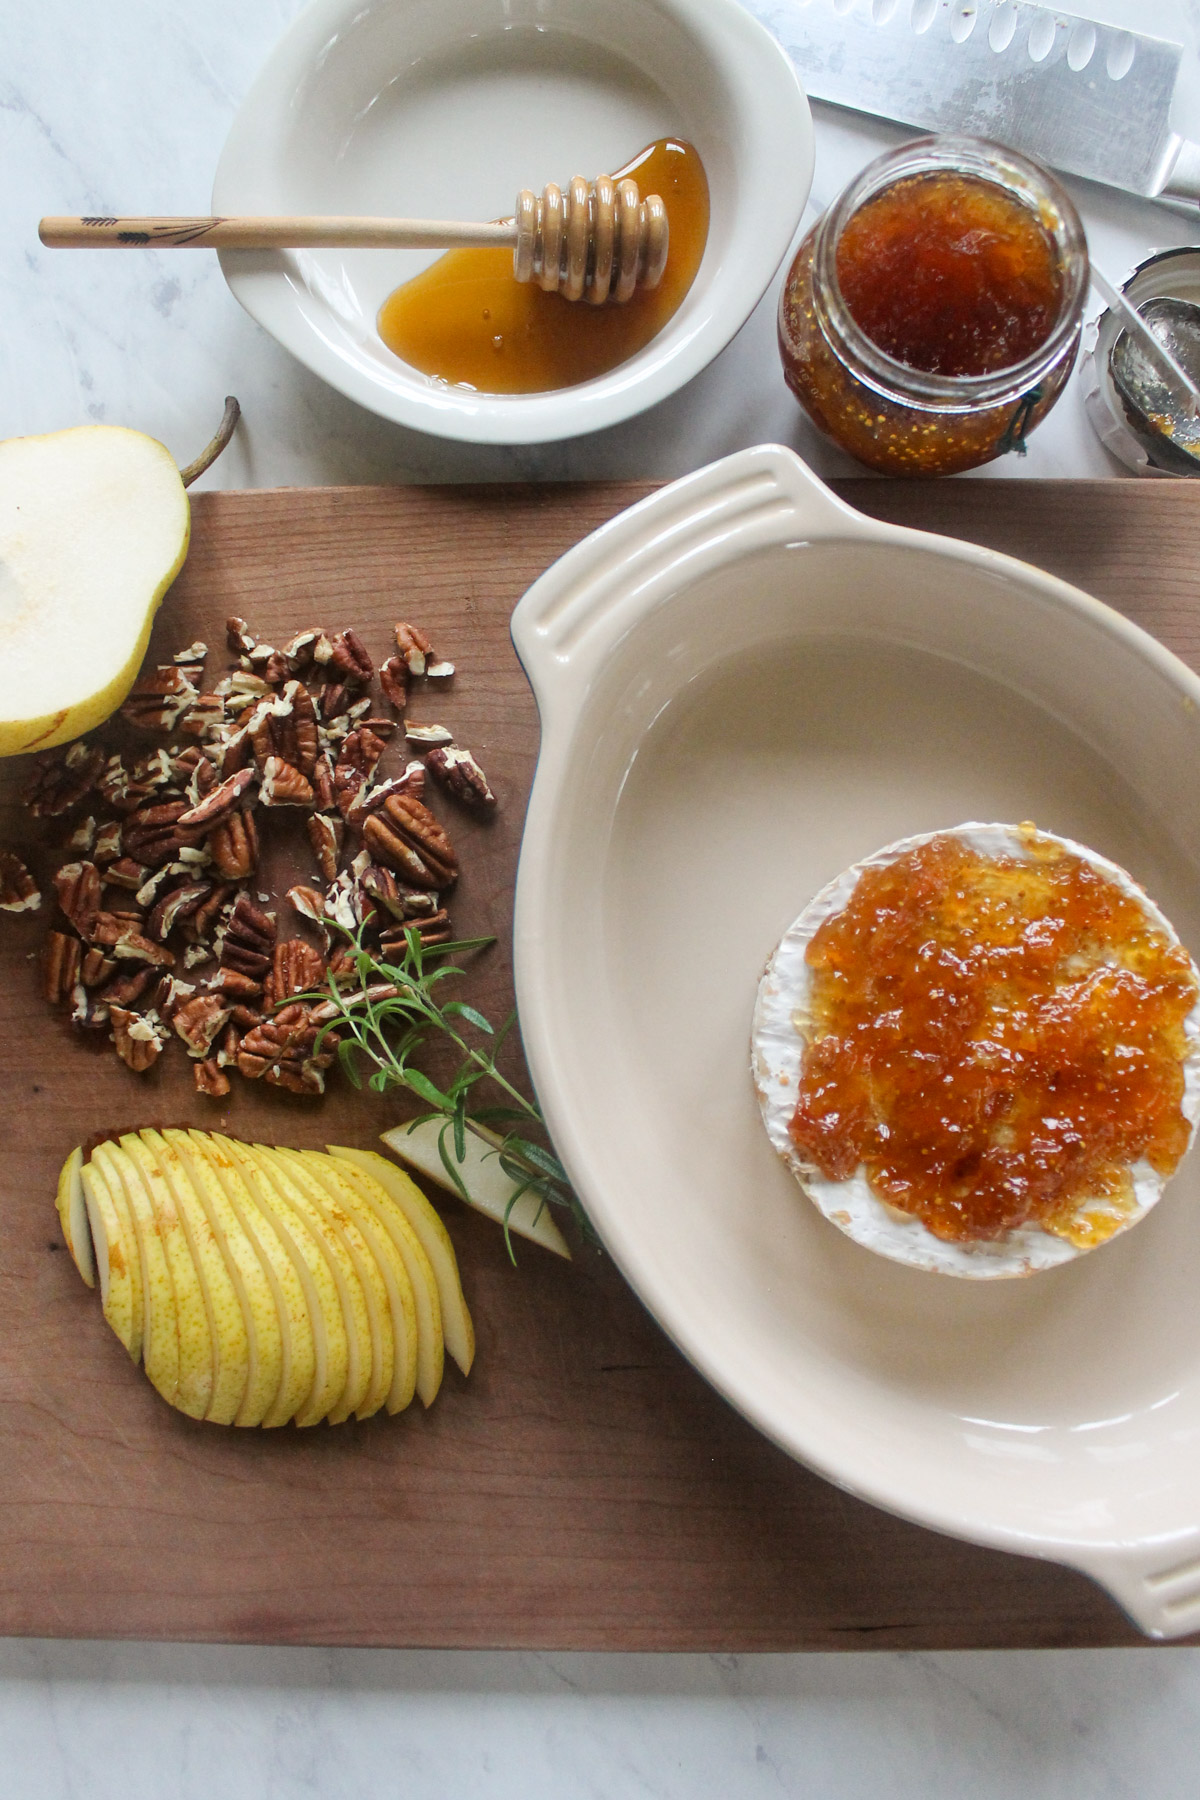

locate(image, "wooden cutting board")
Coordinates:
3 476 1199 1654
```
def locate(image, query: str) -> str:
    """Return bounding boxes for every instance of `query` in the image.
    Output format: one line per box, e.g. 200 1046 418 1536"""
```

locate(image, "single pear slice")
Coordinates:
287 1150 420 1415
80 1154 139 1357
0 426 190 755
165 1130 282 1429
322 1151 444 1403
121 1133 213 1421
55 1145 95 1288
331 1146 474 1379
217 1135 345 1428
197 1134 315 1429
250 1145 387 1424
92 1140 180 1406
140 1130 247 1427
380 1119 571 1260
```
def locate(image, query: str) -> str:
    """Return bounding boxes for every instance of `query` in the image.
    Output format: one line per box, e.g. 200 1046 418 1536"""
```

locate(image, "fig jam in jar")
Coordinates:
778 137 1088 474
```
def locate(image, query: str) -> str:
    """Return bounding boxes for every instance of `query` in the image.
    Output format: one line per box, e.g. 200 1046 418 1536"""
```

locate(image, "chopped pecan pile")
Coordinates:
3 618 496 1097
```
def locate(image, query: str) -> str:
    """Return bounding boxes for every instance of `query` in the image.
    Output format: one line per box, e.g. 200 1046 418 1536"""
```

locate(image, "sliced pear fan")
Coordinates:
54 1131 476 1427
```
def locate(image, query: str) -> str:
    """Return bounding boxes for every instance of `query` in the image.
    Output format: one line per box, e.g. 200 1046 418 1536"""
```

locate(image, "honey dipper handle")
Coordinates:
38 215 518 251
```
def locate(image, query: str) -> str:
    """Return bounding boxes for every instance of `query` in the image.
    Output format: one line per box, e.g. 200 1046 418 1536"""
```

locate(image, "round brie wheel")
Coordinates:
751 823 1200 1278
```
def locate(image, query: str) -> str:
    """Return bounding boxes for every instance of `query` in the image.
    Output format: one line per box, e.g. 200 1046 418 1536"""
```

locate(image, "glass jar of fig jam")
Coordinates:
778 137 1088 475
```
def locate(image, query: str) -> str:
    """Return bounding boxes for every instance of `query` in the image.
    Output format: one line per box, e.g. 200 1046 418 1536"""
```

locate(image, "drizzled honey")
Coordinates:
789 832 1199 1245
377 138 709 394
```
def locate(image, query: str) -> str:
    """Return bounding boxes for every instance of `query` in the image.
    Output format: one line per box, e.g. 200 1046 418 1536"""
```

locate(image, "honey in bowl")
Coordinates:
752 824 1200 1279
377 138 709 394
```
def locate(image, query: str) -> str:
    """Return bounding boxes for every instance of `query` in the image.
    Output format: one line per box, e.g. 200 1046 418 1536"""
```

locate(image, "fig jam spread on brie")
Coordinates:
751 824 1200 1278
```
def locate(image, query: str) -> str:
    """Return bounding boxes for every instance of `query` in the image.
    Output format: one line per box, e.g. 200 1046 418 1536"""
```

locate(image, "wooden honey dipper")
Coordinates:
40 174 670 305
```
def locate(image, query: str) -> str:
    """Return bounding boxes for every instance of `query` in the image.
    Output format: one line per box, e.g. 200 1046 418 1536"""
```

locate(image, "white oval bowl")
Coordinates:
511 445 1200 1638
212 0 813 443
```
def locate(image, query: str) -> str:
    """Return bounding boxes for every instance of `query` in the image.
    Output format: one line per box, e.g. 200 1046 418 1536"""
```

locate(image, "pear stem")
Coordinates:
179 396 240 488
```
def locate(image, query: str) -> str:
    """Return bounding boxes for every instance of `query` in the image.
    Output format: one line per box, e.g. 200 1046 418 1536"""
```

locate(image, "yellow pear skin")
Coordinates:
0 426 189 756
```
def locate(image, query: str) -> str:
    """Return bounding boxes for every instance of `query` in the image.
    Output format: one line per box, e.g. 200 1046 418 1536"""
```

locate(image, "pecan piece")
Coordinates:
311 753 336 811
226 616 256 655
194 1058 231 1098
404 722 454 747
260 756 314 807
80 947 116 987
179 694 228 741
362 793 458 890
283 680 319 776
394 622 432 677
287 884 328 927
70 984 109 1031
66 816 97 856
122 800 205 868
358 864 440 922
147 880 211 943
111 929 176 969
219 893 277 979
380 909 453 953
211 967 264 1002
280 629 323 672
95 965 158 1010
319 679 351 721
44 932 81 1004
425 745 497 812
177 766 256 830
111 1006 167 1073
26 742 105 817
120 664 201 732
184 881 236 945
208 807 259 880
173 993 233 1057
0 851 40 913
248 694 295 772
271 939 327 1002
103 856 150 892
54 861 102 935
93 822 125 868
306 813 344 882
329 628 374 685
379 655 408 711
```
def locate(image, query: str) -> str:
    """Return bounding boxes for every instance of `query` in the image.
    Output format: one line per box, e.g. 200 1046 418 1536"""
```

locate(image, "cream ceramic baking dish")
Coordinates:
510 444 1200 1638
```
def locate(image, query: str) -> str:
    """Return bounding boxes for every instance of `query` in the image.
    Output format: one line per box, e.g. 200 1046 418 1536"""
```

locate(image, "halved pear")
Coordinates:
380 1119 571 1260
55 1146 95 1288
216 1135 347 1428
335 1146 474 1377
140 1129 247 1427
165 1130 283 1428
121 1133 213 1421
0 426 190 755
92 1139 180 1406
321 1152 444 1404
196 1134 315 1429
250 1145 387 1424
79 1154 139 1357
287 1149 419 1415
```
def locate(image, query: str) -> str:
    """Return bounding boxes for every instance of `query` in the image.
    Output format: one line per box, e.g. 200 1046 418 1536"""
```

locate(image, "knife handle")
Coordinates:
1158 140 1200 209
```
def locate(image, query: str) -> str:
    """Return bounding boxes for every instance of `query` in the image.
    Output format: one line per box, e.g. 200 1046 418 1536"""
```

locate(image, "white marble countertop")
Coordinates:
5 0 1200 1792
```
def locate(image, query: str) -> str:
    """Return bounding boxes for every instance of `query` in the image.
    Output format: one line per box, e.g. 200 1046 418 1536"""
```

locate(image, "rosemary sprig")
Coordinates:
306 925 591 1261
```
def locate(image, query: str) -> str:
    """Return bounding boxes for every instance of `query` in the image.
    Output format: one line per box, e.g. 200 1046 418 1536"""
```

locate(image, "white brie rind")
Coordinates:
751 823 1200 1278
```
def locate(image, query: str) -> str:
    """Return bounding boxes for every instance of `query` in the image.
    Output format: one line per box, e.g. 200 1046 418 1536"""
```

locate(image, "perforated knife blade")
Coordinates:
762 0 1200 206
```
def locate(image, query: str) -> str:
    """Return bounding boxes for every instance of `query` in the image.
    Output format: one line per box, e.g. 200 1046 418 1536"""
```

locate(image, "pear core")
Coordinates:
0 426 190 755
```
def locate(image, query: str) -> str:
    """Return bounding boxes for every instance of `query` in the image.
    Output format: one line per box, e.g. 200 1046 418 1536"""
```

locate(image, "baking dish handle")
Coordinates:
510 444 872 713
1075 1541 1200 1640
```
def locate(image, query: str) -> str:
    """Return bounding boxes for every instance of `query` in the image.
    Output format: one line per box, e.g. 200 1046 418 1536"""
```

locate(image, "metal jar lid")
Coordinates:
1081 246 1200 477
